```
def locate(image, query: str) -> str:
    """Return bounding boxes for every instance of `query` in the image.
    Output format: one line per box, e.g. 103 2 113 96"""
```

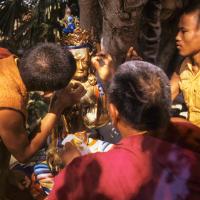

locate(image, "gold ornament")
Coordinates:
62 27 91 47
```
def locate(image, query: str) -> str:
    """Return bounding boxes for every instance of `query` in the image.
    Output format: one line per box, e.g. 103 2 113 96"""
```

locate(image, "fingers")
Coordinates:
126 46 138 58
16 175 31 190
17 182 25 190
91 56 101 70
56 82 86 107
96 52 112 61
126 47 133 58
66 82 86 96
23 176 31 188
43 91 54 98
52 82 86 106
91 52 112 70
19 176 31 190
126 46 143 61
69 82 79 90
71 83 87 99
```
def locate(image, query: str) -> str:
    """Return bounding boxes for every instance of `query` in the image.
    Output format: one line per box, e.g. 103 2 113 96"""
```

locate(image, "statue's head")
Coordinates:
61 15 96 81
60 12 109 130
67 46 90 80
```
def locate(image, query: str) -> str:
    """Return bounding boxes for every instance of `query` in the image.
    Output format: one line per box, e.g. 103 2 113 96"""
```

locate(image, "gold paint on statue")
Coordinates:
47 13 109 172
70 48 90 80
62 27 91 47
63 45 109 132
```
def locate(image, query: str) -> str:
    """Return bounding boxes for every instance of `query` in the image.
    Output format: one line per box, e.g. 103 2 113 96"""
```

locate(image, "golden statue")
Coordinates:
47 13 110 173
61 16 109 133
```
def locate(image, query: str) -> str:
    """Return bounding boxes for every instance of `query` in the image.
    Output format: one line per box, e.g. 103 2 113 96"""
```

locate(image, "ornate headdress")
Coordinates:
59 12 97 53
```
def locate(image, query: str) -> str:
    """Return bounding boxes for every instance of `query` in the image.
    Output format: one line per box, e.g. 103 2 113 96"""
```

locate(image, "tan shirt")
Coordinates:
179 58 200 127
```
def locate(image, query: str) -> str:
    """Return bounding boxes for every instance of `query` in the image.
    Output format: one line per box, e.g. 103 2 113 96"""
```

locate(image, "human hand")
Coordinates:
62 142 81 165
49 82 86 115
8 170 31 190
126 47 143 61
91 52 114 82
47 147 64 173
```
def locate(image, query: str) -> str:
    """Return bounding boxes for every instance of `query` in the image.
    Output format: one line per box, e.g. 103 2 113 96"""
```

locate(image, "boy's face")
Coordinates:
176 11 200 57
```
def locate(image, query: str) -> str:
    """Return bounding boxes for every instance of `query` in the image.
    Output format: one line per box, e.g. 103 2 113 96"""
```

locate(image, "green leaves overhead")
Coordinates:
0 0 72 51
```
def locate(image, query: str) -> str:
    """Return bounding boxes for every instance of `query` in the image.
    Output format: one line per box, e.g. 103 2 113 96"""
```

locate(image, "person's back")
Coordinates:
48 60 200 200
49 132 200 200
0 48 17 197
0 44 85 199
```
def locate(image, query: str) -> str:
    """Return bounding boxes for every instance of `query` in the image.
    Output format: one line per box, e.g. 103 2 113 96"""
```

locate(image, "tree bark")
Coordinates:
79 0 161 67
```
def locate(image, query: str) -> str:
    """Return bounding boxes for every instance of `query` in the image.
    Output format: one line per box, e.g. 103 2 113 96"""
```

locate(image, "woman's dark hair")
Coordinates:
108 60 171 132
18 42 76 91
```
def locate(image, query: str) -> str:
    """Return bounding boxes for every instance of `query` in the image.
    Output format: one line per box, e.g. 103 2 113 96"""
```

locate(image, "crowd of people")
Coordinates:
0 1 200 200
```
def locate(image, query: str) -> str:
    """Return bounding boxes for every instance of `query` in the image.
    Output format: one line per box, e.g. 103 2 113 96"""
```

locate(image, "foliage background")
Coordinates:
0 0 79 54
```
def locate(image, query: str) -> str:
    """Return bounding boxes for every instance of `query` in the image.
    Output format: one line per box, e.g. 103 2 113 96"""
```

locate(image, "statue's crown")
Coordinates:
63 27 91 47
61 15 91 48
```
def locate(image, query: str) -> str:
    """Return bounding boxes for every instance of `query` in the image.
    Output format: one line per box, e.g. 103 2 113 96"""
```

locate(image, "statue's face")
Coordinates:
69 48 90 80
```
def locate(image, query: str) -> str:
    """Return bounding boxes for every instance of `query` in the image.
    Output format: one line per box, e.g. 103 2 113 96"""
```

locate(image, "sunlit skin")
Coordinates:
69 48 90 81
176 11 200 65
171 11 200 101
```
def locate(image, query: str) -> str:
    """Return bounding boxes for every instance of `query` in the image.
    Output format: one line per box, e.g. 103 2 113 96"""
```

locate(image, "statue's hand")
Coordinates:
126 47 143 61
91 52 115 82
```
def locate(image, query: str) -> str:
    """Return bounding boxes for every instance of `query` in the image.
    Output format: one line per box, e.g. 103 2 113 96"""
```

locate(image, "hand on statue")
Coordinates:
126 47 143 61
91 52 115 82
62 142 81 166
49 82 86 115
8 170 31 190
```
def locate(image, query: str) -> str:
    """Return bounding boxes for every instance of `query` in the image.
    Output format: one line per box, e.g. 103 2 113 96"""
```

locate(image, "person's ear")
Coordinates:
109 103 119 127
